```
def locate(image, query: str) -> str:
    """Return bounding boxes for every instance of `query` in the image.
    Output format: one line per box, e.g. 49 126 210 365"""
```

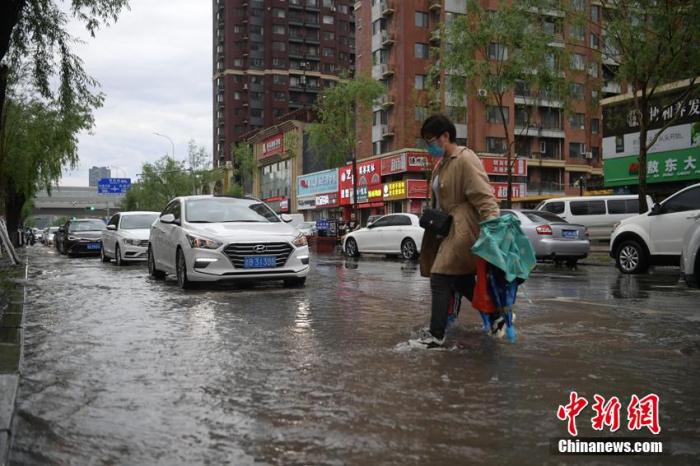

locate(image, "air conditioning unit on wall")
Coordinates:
477 88 488 98
585 152 593 159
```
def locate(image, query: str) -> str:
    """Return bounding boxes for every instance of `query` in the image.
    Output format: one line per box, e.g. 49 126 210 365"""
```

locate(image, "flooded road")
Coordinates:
9 245 700 465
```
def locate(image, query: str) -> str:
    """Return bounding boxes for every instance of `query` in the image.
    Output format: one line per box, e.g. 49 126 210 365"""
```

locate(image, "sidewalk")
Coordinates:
0 252 26 466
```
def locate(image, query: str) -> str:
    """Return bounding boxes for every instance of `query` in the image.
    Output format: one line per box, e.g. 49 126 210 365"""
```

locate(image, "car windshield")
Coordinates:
49 227 59 233
185 198 281 223
120 214 159 229
524 211 567 223
69 220 106 232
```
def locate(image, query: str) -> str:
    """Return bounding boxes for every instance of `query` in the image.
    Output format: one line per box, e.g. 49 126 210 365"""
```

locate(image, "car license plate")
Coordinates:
562 230 578 239
244 256 277 268
86 242 101 250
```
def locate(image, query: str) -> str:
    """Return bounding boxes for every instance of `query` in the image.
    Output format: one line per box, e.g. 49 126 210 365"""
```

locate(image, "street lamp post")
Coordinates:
153 132 175 163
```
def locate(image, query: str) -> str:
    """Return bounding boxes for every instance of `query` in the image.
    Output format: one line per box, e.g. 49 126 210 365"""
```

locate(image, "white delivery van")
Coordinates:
535 195 653 240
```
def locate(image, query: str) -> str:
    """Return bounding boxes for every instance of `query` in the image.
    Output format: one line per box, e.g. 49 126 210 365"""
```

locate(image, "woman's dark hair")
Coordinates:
420 114 456 143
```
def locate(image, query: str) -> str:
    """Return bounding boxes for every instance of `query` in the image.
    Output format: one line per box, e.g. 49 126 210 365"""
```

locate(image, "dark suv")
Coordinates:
56 219 106 256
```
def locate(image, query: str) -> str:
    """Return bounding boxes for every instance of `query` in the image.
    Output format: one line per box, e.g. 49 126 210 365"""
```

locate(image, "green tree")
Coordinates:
231 142 255 193
0 95 93 244
598 0 700 212
307 74 384 218
442 0 575 207
122 156 195 212
187 140 223 195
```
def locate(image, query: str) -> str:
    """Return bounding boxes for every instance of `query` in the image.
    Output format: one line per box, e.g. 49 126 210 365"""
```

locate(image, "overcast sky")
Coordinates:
61 0 212 186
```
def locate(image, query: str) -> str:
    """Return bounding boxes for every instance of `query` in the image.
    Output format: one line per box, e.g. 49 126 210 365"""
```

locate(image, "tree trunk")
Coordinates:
4 185 25 247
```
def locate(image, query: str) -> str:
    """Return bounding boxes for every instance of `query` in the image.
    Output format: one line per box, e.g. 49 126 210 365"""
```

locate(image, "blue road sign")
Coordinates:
98 178 131 195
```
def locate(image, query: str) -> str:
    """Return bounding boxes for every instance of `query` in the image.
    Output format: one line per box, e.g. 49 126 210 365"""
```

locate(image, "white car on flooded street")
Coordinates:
101 211 160 265
147 195 310 289
343 213 424 260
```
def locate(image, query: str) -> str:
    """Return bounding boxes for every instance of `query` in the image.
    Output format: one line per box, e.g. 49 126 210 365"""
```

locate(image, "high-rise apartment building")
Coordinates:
213 0 356 167
355 0 606 201
88 166 111 187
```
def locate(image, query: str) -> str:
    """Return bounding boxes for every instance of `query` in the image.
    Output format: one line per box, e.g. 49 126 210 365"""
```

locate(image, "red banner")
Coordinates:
261 134 284 159
339 160 382 205
490 182 527 199
481 157 528 177
381 152 431 175
406 179 429 199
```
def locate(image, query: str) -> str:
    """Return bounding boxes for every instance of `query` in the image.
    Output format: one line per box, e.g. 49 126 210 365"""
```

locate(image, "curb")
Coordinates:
0 256 27 466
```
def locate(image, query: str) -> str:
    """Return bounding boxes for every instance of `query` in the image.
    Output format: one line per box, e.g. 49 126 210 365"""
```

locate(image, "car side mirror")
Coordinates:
367 222 376 229
280 214 293 223
106 224 117 231
160 213 176 224
650 203 662 216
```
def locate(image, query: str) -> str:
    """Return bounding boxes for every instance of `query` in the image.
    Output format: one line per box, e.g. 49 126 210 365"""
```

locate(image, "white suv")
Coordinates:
147 195 309 289
610 183 700 274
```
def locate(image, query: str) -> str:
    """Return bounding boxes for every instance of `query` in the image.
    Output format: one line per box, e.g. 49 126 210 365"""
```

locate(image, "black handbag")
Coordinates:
419 208 452 237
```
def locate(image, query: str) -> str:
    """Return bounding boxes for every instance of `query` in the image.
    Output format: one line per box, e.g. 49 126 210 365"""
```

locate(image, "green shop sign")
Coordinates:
604 147 700 187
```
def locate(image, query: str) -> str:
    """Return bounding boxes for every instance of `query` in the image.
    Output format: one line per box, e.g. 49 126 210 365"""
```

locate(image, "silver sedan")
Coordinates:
500 209 590 266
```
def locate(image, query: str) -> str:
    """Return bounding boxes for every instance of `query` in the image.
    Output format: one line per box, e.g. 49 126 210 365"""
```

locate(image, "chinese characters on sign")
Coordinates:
383 180 407 200
557 392 660 437
627 98 700 129
481 157 528 177
490 182 527 199
261 134 284 159
297 169 339 198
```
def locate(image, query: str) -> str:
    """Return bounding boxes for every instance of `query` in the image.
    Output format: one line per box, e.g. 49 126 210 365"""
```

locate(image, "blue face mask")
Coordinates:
428 142 445 158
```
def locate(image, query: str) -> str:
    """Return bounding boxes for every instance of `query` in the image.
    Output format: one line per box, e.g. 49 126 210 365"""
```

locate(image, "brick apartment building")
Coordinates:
355 0 607 203
213 0 356 167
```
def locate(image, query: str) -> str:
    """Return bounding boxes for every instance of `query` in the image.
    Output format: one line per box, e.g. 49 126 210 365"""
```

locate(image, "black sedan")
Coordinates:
56 219 106 256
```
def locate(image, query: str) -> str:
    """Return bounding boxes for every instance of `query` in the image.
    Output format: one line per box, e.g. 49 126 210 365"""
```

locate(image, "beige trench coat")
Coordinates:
419 146 500 277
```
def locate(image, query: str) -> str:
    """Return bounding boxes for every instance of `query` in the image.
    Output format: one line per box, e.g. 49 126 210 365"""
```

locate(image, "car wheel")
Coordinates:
100 245 110 262
284 277 306 288
176 248 192 289
565 259 578 268
148 245 165 279
616 240 649 274
115 244 124 266
401 238 418 260
345 237 360 257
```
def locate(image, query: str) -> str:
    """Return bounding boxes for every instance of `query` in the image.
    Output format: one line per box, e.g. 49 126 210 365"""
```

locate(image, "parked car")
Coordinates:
147 195 309 289
44 226 59 246
56 219 106 256
101 211 160 265
536 195 653 240
500 209 590 266
297 221 317 237
680 218 700 288
610 183 700 274
33 228 44 243
343 213 424 260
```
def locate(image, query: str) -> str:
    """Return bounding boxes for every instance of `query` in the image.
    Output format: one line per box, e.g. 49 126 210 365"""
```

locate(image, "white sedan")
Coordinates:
101 211 160 265
148 195 309 289
343 213 424 260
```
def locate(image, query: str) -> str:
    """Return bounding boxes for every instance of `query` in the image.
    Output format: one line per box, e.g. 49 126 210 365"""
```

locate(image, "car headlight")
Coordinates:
68 235 77 241
123 238 138 245
292 233 308 247
185 234 222 249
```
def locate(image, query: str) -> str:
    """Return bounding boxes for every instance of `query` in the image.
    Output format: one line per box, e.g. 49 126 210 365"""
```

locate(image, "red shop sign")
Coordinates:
406 179 429 199
490 182 527 199
261 134 284 159
481 157 528 177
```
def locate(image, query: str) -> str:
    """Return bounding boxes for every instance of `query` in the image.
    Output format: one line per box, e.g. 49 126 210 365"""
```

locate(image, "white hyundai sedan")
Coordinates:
148 195 309 289
101 211 160 265
343 213 424 260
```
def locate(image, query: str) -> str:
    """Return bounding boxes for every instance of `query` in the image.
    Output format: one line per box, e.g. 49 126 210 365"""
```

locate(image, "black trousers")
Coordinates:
430 273 476 339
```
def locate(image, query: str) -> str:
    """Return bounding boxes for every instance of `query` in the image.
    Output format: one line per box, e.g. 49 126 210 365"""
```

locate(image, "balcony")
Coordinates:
429 0 442 12
603 81 621 95
378 93 394 109
380 63 394 78
429 29 441 45
515 124 565 139
380 0 395 16
381 30 395 47
526 180 565 196
381 125 395 138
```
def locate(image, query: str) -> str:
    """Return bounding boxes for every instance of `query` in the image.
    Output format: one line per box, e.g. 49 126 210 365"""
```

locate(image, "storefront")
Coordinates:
296 168 340 221
339 158 385 224
379 151 432 215
602 80 700 198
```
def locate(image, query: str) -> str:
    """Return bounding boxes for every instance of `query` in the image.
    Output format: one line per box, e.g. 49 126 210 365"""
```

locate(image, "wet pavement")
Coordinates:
8 245 700 465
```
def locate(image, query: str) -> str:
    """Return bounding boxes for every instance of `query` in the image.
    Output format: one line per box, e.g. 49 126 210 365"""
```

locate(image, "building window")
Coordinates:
572 0 586 11
569 142 586 158
487 106 509 124
591 146 600 161
569 113 585 130
489 43 508 61
250 58 264 69
273 8 286 18
571 83 584 100
274 92 286 100
272 57 286 68
234 92 242 100
415 43 429 59
323 31 335 41
233 25 242 34
590 33 599 50
447 106 465 122
591 5 601 23
486 137 507 154
323 15 334 25
570 53 585 71
570 24 585 43
251 108 263 118
588 63 599 78
233 58 244 67
415 12 429 28
415 106 428 121
273 41 286 52
273 75 287 86
273 25 286 35
323 47 335 57
415 74 427 90
615 135 624 153
591 118 600 134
